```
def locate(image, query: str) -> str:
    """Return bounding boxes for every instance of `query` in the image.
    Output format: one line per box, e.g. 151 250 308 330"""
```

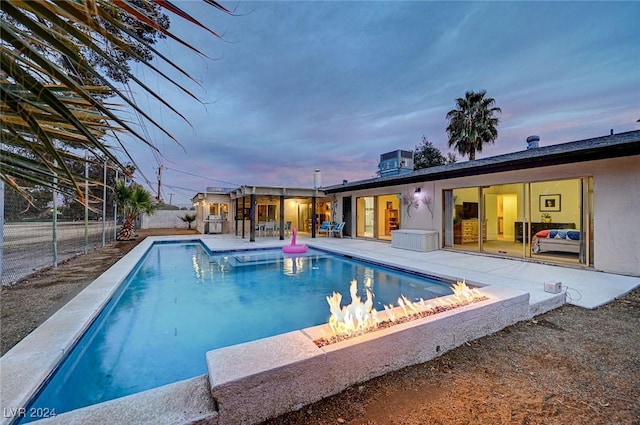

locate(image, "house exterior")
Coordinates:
323 130 640 277
191 185 328 241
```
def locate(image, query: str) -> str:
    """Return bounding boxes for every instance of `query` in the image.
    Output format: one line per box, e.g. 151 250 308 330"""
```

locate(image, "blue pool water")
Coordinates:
25 242 454 419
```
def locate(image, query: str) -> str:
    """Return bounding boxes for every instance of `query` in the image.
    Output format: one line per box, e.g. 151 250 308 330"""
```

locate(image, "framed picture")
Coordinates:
540 194 561 212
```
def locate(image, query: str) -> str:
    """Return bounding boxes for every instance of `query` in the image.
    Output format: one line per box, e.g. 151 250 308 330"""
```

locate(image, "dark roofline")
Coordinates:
324 130 640 193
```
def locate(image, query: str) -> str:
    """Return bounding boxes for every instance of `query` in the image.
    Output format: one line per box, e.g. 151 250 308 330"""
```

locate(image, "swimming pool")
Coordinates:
24 242 455 420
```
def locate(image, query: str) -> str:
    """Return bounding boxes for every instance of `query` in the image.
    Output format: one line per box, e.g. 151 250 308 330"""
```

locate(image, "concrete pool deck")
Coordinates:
1 234 638 425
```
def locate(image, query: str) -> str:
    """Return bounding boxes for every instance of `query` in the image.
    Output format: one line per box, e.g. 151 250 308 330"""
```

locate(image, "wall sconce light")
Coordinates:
414 188 421 197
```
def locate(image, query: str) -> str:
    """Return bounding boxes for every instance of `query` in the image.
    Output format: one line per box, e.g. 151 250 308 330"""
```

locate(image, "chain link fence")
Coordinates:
1 182 118 286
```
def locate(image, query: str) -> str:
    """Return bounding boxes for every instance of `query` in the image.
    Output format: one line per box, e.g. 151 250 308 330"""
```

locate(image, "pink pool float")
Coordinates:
282 228 307 254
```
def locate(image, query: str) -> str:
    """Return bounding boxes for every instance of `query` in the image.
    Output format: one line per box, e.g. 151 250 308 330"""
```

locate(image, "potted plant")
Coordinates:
541 213 552 223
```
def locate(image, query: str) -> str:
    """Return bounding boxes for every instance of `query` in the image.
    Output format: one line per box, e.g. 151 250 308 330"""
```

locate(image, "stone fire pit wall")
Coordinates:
207 286 530 425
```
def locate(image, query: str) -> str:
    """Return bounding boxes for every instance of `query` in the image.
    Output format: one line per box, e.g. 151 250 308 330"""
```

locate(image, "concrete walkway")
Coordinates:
195 234 640 310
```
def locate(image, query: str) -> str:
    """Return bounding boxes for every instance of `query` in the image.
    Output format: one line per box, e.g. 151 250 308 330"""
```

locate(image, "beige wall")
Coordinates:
590 157 640 275
141 210 196 229
334 155 640 276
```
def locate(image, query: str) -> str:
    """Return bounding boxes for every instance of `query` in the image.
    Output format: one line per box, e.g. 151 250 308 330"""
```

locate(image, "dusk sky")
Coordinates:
116 1 639 207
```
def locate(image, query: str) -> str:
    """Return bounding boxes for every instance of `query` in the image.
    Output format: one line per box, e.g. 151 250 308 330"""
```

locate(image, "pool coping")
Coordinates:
0 238 155 425
0 236 565 425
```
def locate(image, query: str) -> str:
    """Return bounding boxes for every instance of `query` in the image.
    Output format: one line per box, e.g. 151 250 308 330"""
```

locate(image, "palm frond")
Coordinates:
1 0 230 203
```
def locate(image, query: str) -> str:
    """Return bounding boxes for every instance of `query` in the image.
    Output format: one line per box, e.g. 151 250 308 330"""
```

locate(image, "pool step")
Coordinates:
209 250 329 268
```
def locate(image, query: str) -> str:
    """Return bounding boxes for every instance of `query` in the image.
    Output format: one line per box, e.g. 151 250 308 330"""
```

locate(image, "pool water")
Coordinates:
25 243 454 419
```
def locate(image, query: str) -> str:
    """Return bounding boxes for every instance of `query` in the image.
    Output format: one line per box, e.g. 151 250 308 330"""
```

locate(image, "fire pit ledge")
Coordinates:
206 286 531 425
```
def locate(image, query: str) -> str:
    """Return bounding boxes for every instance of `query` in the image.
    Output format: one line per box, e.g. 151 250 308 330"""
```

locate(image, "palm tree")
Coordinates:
1 1 230 203
445 90 502 160
179 213 197 230
114 181 158 240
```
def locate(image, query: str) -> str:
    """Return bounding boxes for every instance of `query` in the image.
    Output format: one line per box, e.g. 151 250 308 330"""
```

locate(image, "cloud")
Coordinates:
115 1 640 205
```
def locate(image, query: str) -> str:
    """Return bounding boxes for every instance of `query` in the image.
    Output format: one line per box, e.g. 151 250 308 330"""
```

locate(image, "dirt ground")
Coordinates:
1 229 639 425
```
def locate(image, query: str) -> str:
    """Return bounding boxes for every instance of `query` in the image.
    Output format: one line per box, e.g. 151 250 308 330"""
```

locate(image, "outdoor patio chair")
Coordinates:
329 222 345 238
318 221 331 237
264 221 275 236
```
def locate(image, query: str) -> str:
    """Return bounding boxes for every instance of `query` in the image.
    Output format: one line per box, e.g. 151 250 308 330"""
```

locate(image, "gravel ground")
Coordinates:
1 229 638 425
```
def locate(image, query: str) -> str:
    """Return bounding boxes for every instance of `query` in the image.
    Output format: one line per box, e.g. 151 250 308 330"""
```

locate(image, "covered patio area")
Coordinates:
230 185 330 242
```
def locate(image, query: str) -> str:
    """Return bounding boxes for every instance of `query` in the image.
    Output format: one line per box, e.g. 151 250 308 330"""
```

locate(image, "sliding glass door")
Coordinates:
450 187 481 252
356 194 401 240
480 183 525 258
444 178 592 266
356 196 375 238
529 178 586 265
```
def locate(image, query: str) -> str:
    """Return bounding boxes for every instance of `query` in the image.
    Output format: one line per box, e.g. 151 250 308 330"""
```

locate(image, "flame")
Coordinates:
327 279 378 336
450 279 482 303
383 304 396 322
324 278 485 341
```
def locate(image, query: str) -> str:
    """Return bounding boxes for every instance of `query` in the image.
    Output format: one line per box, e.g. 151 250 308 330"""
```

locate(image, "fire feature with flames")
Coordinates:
315 278 487 347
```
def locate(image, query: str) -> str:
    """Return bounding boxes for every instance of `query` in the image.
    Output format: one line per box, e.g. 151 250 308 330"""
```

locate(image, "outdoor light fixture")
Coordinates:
414 188 421 197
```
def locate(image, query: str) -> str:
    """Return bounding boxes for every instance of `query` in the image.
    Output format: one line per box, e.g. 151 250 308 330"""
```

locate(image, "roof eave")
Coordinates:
325 139 640 193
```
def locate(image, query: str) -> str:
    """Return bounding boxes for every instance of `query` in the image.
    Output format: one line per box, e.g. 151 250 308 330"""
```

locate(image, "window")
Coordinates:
257 204 277 222
209 203 229 219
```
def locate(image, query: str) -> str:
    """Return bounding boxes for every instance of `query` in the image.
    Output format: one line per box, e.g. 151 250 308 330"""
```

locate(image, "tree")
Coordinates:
58 158 130 221
3 177 51 220
1 1 170 86
157 203 180 210
113 181 158 240
445 90 502 160
1 1 230 203
179 213 197 230
81 1 171 84
413 135 457 170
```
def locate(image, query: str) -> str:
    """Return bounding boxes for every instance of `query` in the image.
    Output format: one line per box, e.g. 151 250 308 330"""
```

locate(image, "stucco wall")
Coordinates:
590 157 640 275
141 210 196 229
341 184 433 238
333 155 640 276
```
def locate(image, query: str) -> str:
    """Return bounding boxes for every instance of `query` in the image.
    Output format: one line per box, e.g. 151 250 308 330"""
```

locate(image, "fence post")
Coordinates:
0 179 4 282
113 170 118 240
84 152 89 254
102 160 107 247
52 160 58 266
